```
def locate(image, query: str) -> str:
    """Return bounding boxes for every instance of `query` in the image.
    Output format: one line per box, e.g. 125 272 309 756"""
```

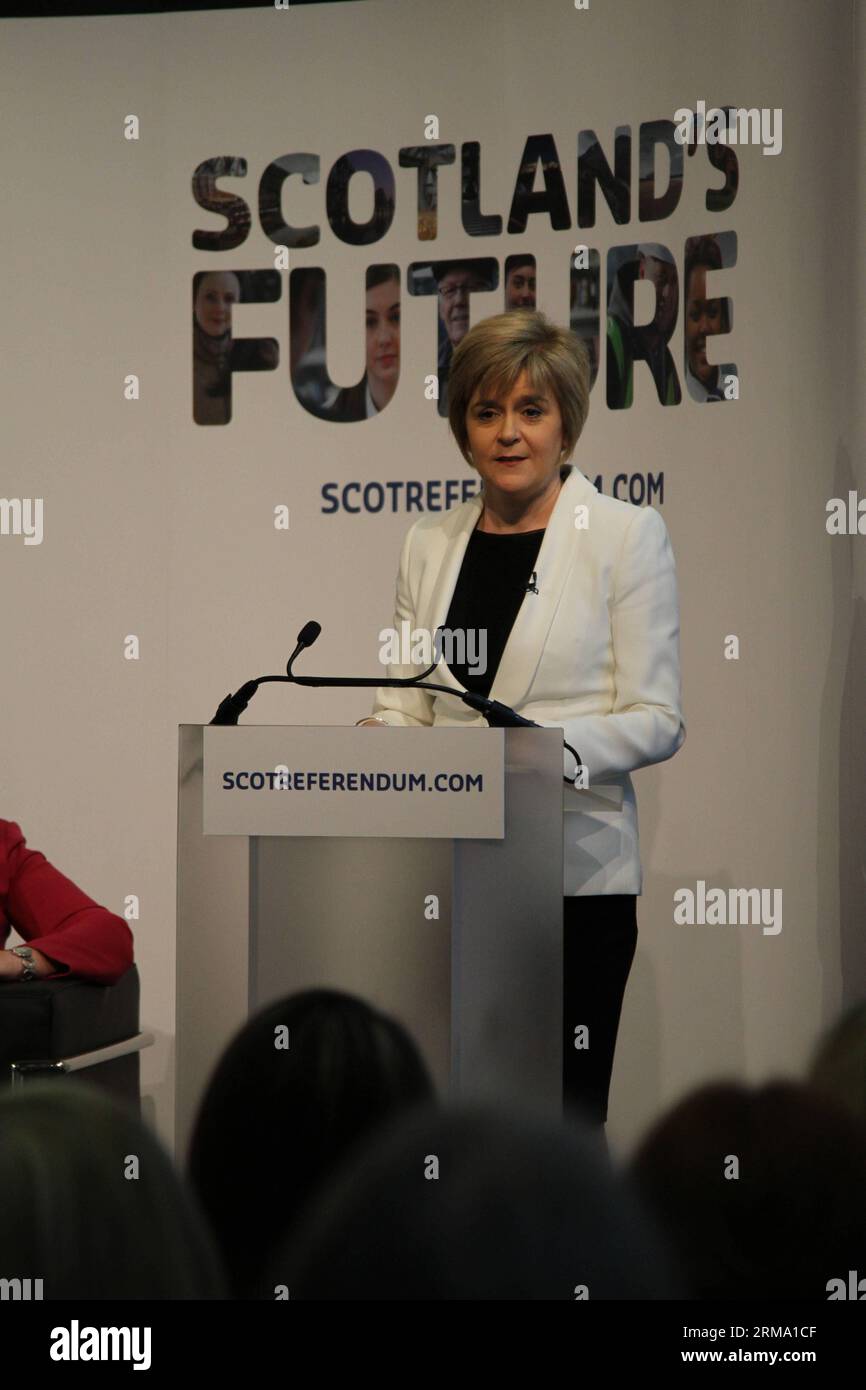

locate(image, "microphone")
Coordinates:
210 619 435 725
209 679 260 726
211 621 321 725
287 620 322 674
210 619 536 730
526 571 538 594
208 620 583 781
459 693 540 728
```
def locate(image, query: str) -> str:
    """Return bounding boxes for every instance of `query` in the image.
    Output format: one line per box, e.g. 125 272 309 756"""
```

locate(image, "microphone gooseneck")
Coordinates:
209 620 582 779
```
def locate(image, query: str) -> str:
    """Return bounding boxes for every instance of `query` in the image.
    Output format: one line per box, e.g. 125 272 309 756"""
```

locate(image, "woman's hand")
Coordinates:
0 947 57 981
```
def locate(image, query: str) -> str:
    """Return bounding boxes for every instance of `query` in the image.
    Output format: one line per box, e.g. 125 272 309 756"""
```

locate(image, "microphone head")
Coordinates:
298 620 321 648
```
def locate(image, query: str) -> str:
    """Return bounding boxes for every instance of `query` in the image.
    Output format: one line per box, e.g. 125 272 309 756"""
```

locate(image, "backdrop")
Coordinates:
2 0 865 1156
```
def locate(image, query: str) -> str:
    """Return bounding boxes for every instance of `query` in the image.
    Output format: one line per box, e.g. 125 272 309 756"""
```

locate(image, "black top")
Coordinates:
444 525 545 697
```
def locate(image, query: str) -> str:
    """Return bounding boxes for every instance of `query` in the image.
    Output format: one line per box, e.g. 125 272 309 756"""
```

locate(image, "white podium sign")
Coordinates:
202 725 505 838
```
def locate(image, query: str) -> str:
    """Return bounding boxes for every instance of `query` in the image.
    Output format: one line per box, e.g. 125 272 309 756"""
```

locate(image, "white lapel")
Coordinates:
418 465 597 709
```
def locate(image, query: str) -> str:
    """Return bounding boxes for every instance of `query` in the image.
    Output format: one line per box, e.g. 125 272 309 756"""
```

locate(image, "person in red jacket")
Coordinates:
0 820 133 985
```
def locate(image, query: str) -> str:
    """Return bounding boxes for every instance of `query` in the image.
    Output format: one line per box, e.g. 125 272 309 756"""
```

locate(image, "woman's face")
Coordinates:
686 265 721 385
365 278 400 389
465 367 564 499
194 273 240 336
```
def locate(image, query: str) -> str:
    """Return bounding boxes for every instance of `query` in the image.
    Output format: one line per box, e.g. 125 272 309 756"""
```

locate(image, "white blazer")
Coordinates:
370 464 685 895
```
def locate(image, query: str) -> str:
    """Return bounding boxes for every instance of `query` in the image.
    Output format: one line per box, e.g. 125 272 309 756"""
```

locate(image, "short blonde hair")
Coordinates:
447 310 591 468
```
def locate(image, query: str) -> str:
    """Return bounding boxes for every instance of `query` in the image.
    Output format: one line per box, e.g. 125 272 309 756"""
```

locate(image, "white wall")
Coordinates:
1 0 862 1156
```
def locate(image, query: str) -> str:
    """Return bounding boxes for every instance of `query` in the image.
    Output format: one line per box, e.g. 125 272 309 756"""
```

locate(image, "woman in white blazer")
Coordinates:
359 309 685 1126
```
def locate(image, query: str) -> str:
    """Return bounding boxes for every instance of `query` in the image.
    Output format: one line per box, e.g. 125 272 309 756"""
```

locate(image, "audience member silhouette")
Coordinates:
266 1102 680 1300
631 1080 866 1300
809 1003 866 1125
187 988 435 1297
0 1081 225 1298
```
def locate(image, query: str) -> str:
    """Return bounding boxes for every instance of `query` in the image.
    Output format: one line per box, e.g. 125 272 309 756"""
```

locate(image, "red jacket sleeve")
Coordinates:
0 820 134 985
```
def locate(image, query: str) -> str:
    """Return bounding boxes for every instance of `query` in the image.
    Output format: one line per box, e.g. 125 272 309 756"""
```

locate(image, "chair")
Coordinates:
0 964 152 1111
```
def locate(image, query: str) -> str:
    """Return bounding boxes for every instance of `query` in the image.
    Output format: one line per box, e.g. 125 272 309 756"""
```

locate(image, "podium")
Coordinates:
175 723 564 1162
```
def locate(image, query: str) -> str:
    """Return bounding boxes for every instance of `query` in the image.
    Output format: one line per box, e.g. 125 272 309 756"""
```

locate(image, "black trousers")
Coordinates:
562 894 638 1125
